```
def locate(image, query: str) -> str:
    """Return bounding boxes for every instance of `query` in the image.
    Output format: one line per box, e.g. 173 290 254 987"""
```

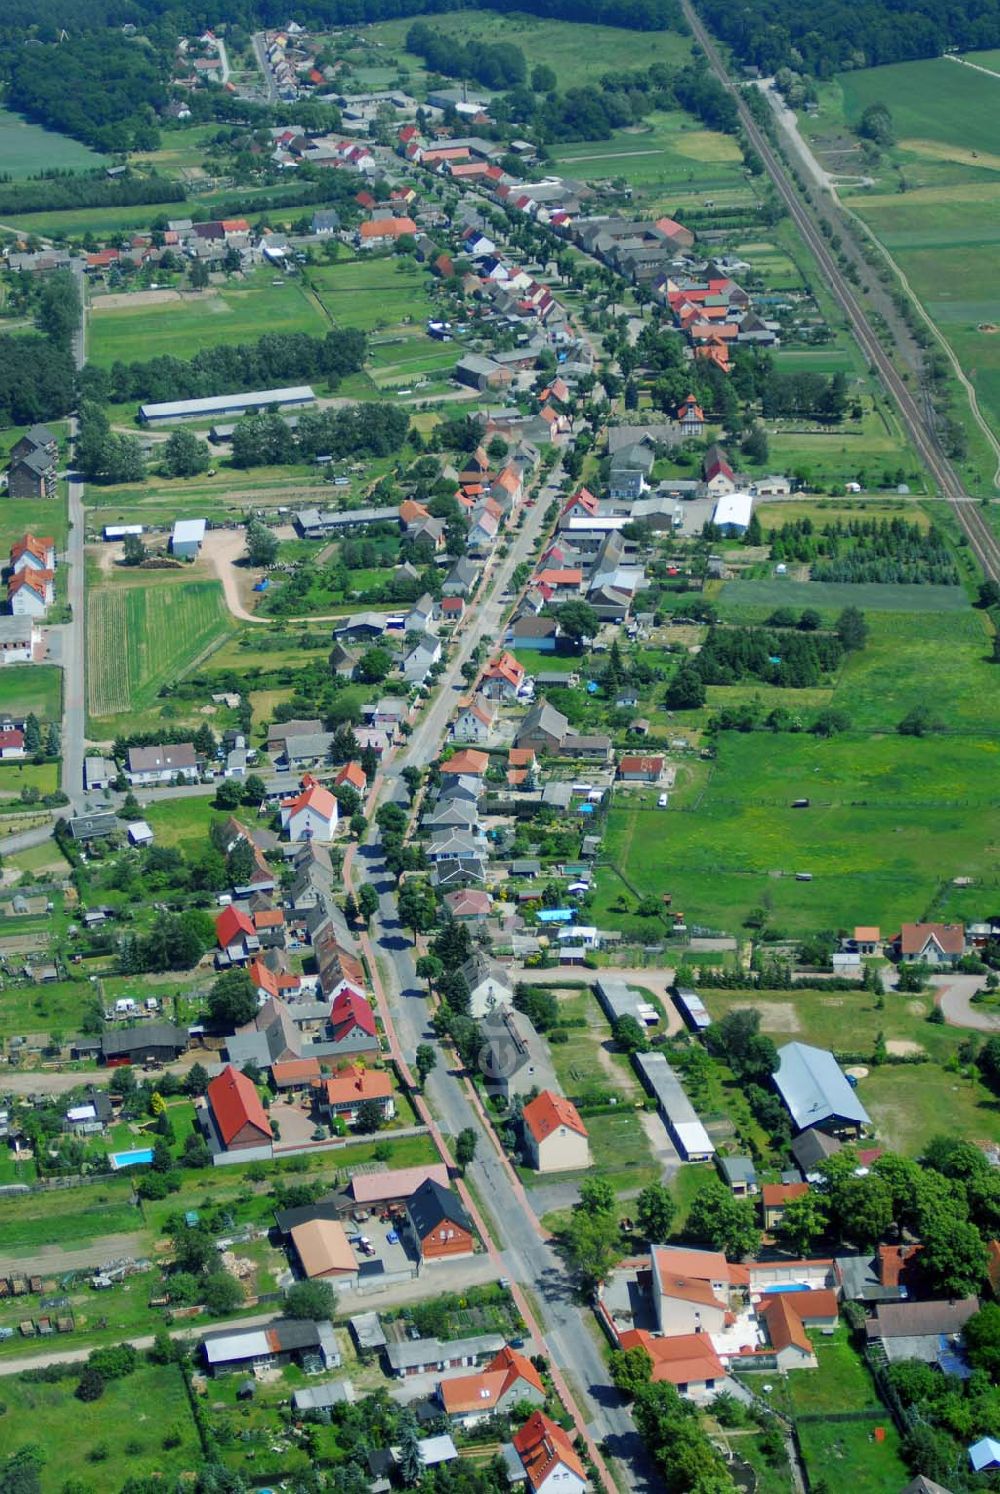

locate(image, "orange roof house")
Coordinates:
271 1057 322 1090
441 748 489 776
482 651 526 697
206 1064 272 1151
248 957 300 1002
762 1181 809 1230
758 1289 838 1368
512 1412 588 1493
280 776 338 841
359 215 416 240
439 1346 545 1423
399 498 430 526
10 534 55 570
522 1091 590 1174
618 1328 724 1395
334 761 367 794
318 1064 394 1122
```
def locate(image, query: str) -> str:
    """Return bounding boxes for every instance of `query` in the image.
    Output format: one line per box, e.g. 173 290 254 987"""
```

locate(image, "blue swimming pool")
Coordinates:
110 1147 154 1169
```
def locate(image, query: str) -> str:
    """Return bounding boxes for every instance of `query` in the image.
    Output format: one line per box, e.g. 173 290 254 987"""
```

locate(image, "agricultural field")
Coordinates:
0 666 62 723
88 270 323 366
795 52 1000 492
0 106 103 178
0 1362 201 1490
86 574 233 728
551 110 747 201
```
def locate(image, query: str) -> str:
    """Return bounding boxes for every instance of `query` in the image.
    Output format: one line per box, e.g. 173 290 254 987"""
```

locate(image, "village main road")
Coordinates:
354 469 656 1489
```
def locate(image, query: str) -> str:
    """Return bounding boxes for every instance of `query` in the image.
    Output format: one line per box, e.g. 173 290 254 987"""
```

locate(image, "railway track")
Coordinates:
680 0 1000 582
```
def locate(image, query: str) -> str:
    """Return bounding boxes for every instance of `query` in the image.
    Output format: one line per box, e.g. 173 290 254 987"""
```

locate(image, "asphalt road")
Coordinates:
252 32 280 104
60 470 87 808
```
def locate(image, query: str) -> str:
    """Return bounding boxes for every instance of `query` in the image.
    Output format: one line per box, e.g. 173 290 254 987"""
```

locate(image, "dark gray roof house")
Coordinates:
68 812 118 841
405 1177 473 1242
101 1024 188 1063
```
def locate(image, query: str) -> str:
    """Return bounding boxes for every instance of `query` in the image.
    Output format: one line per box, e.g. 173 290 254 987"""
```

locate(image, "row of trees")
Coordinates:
230 401 408 470
78 328 366 407
0 170 185 219
697 0 1000 74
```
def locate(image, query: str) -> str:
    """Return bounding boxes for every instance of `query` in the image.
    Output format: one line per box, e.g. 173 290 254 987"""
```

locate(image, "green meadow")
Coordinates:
0 666 62 723
367 11 692 88
0 1363 201 1490
601 576 1000 936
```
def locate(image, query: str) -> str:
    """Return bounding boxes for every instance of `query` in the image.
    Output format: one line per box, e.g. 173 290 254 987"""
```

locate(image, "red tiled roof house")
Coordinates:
204 1064 273 1155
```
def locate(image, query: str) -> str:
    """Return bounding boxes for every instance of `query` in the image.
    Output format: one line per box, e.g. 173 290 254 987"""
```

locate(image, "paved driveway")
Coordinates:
936 972 1000 1031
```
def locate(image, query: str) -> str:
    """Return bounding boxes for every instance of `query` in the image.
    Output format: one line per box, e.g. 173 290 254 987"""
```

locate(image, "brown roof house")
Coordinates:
891 923 965 966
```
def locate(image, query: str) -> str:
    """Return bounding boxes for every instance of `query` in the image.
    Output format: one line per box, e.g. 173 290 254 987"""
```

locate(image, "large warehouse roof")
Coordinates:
139 386 316 421
712 491 755 529
775 1041 871 1131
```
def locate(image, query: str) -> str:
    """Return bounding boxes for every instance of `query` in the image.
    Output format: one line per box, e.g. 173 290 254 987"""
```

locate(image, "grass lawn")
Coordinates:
88 271 324 366
0 1362 201 1490
861 1062 999 1156
6 837 71 880
138 795 239 855
306 256 438 333
0 107 103 177
87 574 234 726
715 577 968 616
0 494 69 557
755 497 931 531
794 1416 907 1494
0 761 58 799
0 666 62 723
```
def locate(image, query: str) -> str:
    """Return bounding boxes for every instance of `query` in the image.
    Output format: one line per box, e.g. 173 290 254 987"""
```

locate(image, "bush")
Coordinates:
88 1345 137 1381
76 1368 105 1402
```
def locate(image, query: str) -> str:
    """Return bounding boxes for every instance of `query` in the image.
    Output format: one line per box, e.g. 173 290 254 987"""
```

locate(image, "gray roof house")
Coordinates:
459 952 513 1019
774 1041 871 1137
442 556 479 596
515 699 569 753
